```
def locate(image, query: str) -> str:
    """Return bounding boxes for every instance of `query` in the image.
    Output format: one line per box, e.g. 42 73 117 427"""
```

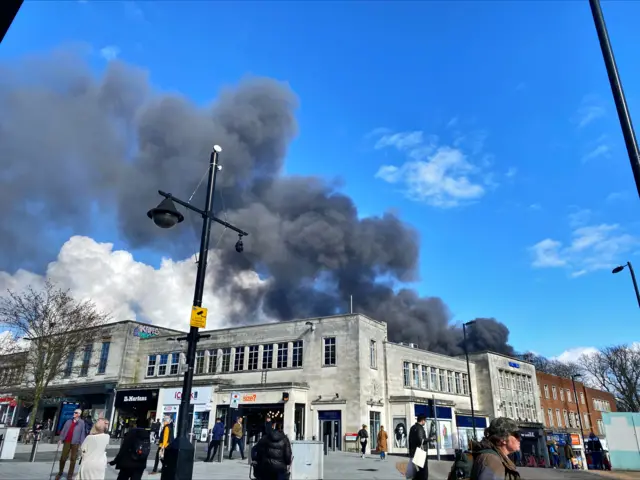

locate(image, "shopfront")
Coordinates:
158 386 213 441
113 388 159 432
414 404 455 457
518 425 548 468
0 395 17 426
455 415 488 449
547 432 585 469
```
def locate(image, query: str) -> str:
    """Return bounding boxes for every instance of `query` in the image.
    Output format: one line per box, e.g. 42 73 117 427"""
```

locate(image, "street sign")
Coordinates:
230 392 240 409
190 306 208 328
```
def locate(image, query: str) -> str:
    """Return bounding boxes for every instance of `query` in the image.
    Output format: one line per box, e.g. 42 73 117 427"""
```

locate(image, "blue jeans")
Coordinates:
379 451 386 459
230 437 245 459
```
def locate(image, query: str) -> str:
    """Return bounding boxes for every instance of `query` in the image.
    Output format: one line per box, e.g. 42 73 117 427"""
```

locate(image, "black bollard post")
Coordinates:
324 435 328 456
29 432 39 462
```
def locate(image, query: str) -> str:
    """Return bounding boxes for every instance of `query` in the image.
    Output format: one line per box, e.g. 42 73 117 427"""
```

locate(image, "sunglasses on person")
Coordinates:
73 411 81 416
510 431 521 440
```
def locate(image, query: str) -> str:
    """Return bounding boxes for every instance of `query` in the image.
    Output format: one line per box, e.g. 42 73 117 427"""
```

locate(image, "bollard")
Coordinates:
324 435 328 456
29 432 40 462
333 434 337 452
216 438 223 463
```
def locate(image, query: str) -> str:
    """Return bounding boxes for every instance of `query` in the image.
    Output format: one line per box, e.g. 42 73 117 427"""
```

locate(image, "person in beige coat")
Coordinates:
78 419 110 480
377 426 388 460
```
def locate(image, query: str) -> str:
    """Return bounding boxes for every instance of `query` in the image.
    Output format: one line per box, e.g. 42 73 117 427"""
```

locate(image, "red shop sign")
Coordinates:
0 396 15 404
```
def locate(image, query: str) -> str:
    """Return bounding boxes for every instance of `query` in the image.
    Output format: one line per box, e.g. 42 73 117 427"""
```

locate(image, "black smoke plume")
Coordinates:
0 47 514 356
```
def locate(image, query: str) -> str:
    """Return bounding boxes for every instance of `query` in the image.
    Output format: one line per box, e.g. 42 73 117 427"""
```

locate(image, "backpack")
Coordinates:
448 449 498 480
131 438 151 461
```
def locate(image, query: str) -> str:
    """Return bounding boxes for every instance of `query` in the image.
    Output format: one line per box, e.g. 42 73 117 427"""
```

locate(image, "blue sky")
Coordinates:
3 0 640 358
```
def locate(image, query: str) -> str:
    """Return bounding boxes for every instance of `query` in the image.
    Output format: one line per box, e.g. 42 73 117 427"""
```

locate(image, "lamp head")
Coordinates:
465 320 477 326
612 265 626 274
147 198 184 229
235 235 244 253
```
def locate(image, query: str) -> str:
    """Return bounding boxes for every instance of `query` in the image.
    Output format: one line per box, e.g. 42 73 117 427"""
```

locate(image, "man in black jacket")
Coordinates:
109 421 151 480
409 415 428 480
255 424 293 480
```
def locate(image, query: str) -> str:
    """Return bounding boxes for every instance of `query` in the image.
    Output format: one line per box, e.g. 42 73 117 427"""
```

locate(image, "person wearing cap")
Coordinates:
470 417 520 480
56 408 87 480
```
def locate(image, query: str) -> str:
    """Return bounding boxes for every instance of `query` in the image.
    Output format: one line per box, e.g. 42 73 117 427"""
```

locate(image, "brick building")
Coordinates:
536 371 616 442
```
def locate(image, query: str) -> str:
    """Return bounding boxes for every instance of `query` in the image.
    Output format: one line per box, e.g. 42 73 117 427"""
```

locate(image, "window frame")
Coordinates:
323 337 337 367
97 341 110 375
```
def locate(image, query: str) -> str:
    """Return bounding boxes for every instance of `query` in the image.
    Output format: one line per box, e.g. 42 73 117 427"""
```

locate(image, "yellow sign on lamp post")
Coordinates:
190 306 208 328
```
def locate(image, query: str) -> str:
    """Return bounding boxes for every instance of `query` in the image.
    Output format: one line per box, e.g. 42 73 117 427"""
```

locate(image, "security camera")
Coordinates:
235 236 244 253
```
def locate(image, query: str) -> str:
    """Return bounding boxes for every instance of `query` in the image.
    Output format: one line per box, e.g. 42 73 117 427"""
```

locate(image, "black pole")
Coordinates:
162 149 219 480
588 0 640 199
572 377 587 454
463 323 477 440
626 262 640 309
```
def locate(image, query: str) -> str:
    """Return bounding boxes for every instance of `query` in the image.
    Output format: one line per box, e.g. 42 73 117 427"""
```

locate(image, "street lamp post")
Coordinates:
588 0 640 199
572 374 588 459
463 320 477 440
612 262 640 308
147 145 248 480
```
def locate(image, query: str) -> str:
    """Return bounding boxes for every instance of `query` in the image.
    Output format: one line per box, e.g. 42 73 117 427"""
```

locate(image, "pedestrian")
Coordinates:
408 415 428 480
377 426 388 460
56 408 87 480
150 416 173 475
205 417 225 462
255 423 292 480
357 424 369 459
78 419 110 480
469 417 520 480
150 419 160 444
264 415 272 435
229 417 245 460
109 421 151 480
564 443 574 469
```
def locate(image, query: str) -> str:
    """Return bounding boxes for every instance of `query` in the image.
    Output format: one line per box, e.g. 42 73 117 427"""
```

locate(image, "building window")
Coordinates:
563 410 569 428
567 389 573 403
292 341 303 368
552 386 557 400
221 348 231 372
431 367 439 391
412 364 420 388
370 340 377 369
544 385 549 398
403 362 410 387
170 353 180 375
421 365 429 389
248 345 259 370
208 350 217 373
556 409 562 427
64 350 75 378
499 372 505 389
158 354 168 376
323 337 336 366
445 371 453 393
97 341 110 374
147 355 157 377
584 414 590 429
277 343 288 369
527 377 533 392
604 401 611 412
574 412 581 429
262 344 273 369
568 411 575 428
548 409 554 428
462 373 469 395
195 350 205 374
560 389 564 402
580 392 585 405
439 369 446 391
80 344 93 376
597 419 604 435
234 347 245 371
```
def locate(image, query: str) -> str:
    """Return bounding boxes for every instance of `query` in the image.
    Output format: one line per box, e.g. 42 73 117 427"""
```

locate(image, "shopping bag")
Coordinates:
405 460 417 479
412 447 427 468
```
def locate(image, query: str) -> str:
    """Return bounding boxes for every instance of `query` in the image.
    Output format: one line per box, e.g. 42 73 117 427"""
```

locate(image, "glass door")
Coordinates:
370 411 381 450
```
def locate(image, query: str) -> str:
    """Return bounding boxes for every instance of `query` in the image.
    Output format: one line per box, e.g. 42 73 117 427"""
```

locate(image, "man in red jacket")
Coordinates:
56 408 87 480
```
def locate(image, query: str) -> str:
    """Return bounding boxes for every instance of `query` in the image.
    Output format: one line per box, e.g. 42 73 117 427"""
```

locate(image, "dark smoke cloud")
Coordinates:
0 47 514 356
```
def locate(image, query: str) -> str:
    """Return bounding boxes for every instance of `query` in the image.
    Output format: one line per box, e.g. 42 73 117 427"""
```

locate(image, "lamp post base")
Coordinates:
160 436 195 480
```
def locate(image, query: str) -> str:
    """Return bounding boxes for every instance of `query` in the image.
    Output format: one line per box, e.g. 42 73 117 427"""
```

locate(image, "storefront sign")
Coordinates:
115 389 158 407
174 391 199 401
0 396 16 407
519 430 537 439
570 434 581 446
124 395 148 402
161 387 210 406
508 362 520 369
242 394 257 402
133 325 161 339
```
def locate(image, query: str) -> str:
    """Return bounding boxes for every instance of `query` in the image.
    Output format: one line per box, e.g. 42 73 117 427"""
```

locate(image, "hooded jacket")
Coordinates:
470 439 520 480
110 427 150 471
256 428 293 474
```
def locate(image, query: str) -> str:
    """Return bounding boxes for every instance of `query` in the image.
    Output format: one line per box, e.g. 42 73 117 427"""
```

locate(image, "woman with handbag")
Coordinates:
151 416 174 475
78 419 110 480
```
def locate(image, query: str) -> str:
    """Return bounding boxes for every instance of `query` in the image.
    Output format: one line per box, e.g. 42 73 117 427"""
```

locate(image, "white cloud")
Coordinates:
568 208 591 228
530 223 638 276
575 95 606 129
372 129 491 208
529 203 542 211
506 167 518 178
99 46 121 61
553 346 599 364
0 236 271 332
606 191 629 203
582 144 611 163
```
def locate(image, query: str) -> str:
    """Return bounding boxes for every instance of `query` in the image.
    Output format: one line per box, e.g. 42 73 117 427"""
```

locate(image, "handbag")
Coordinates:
159 447 165 460
412 446 427 469
405 460 418 479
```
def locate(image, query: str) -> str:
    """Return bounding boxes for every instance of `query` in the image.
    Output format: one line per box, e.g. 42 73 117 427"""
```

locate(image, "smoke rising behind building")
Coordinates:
0 47 514 356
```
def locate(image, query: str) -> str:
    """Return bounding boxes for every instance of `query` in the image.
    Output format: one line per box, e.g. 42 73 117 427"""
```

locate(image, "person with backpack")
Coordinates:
469 417 520 480
109 420 151 480
151 416 174 475
254 423 293 480
357 424 369 458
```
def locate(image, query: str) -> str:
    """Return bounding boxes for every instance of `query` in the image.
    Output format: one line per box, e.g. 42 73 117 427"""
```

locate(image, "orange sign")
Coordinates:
570 434 581 446
242 394 257 402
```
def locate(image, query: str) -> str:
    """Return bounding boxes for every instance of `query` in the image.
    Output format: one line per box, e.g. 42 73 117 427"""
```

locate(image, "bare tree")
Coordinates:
0 281 109 427
518 351 582 378
579 344 640 412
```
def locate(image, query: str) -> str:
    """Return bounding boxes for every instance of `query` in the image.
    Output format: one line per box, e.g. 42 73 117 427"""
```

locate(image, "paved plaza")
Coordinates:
0 444 632 480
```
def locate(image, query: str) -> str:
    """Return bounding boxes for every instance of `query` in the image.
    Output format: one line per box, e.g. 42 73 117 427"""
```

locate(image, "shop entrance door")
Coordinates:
318 410 341 451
